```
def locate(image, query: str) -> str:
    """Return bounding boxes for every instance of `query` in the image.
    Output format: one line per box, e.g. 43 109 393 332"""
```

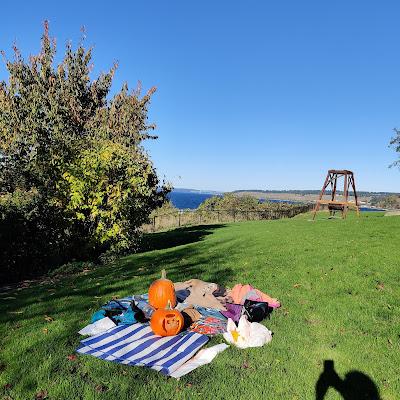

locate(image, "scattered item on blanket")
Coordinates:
181 306 202 324
194 306 227 321
229 284 280 308
242 300 273 323
77 323 209 375
189 316 227 335
176 289 190 303
221 301 272 323
150 302 184 336
223 315 273 348
78 317 116 336
174 279 227 310
133 298 155 319
212 285 227 297
91 298 144 325
148 269 177 309
221 303 243 323
91 299 127 323
175 302 189 312
130 302 148 323
169 343 229 378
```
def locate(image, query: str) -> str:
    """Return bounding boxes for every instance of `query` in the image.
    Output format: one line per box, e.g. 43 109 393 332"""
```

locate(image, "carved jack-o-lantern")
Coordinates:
150 305 184 337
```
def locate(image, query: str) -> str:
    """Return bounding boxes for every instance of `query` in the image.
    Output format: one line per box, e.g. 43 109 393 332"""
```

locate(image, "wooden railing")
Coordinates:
142 204 314 233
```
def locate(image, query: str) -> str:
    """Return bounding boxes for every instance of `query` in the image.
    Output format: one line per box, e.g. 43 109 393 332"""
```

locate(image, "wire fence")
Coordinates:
142 204 314 233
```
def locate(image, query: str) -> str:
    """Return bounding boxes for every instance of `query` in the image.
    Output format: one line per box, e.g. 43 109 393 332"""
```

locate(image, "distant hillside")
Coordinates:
232 189 400 197
172 188 223 195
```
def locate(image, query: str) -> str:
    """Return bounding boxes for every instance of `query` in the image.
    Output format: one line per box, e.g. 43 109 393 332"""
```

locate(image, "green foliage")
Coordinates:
0 22 169 282
198 193 259 211
0 190 69 281
198 193 302 212
150 200 178 217
370 194 400 209
390 128 400 167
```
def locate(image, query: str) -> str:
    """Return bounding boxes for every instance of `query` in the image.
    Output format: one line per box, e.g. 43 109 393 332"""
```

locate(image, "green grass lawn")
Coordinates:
0 212 399 399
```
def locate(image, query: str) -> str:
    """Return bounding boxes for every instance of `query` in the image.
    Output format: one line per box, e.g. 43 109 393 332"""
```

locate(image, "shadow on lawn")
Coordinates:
315 360 381 400
139 224 227 252
0 223 234 324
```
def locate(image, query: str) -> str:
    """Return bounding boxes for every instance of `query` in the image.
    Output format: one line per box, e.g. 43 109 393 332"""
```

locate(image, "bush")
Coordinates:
0 191 70 282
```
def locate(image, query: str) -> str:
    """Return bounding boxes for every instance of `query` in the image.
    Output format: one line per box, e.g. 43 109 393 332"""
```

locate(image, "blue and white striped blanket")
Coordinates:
77 323 209 375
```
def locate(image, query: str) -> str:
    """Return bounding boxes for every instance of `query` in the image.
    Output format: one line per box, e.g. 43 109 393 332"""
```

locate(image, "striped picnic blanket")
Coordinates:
77 323 209 375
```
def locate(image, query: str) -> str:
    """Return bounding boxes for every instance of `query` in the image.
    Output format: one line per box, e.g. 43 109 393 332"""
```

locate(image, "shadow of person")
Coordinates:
315 360 381 400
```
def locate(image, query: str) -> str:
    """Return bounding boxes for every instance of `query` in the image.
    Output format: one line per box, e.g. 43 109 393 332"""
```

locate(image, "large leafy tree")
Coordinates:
0 22 169 277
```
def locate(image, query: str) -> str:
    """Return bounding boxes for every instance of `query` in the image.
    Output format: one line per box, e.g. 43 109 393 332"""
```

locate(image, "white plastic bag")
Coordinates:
169 343 229 378
223 315 272 348
78 317 116 336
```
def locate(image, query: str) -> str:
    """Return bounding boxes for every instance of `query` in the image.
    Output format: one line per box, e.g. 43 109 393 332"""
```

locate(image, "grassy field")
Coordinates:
0 212 399 399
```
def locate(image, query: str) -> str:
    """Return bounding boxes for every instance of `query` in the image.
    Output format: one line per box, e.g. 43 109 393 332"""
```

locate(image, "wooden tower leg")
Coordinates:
330 174 338 217
351 174 360 217
313 172 330 220
343 172 348 219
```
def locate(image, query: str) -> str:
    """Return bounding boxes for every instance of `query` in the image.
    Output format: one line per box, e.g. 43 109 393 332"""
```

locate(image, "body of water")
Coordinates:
168 191 386 212
168 192 217 209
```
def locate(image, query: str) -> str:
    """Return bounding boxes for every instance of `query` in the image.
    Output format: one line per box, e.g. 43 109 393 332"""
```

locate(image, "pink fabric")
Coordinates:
230 284 280 308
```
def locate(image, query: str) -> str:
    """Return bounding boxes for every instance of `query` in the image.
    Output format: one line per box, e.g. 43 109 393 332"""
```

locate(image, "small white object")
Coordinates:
175 302 188 311
78 317 116 336
223 315 272 349
169 343 229 378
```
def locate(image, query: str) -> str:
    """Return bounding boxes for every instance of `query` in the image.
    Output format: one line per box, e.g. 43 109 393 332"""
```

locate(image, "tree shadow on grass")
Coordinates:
0 224 235 325
316 360 381 400
139 224 227 252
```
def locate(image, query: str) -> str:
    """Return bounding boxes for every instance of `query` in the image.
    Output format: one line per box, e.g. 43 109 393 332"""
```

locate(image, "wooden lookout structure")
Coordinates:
312 170 360 219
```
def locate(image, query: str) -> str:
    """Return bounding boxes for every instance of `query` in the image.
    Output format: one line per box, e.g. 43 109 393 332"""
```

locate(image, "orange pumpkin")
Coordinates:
150 304 184 336
148 269 176 309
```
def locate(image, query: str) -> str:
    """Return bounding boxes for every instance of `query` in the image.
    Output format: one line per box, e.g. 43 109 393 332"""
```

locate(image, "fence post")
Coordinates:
178 212 181 227
153 216 156 232
233 210 236 222
199 212 201 225
217 211 220 223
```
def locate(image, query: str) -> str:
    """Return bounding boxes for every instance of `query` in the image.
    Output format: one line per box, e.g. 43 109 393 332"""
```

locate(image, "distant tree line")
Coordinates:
370 195 400 209
233 189 400 197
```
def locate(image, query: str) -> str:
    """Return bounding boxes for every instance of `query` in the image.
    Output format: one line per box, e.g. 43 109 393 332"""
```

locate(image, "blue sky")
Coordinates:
1 1 399 192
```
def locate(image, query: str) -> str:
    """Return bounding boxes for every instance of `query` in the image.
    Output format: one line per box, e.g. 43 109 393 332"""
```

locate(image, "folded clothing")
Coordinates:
77 323 209 376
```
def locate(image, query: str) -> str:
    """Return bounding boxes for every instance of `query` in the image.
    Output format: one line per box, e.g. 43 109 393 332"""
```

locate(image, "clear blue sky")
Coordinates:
1 1 399 192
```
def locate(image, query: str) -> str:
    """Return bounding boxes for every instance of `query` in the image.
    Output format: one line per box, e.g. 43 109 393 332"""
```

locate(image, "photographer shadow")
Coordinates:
316 360 381 400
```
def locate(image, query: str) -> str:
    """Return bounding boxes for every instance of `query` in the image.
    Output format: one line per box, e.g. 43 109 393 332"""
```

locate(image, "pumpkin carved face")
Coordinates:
148 269 176 309
150 307 184 336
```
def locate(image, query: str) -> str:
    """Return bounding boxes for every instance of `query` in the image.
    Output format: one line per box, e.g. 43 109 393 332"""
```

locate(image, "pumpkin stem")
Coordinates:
166 299 172 310
161 269 166 279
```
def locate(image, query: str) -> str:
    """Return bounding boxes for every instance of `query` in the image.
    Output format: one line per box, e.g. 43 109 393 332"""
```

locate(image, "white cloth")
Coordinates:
78 317 116 336
169 343 229 378
223 315 272 348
